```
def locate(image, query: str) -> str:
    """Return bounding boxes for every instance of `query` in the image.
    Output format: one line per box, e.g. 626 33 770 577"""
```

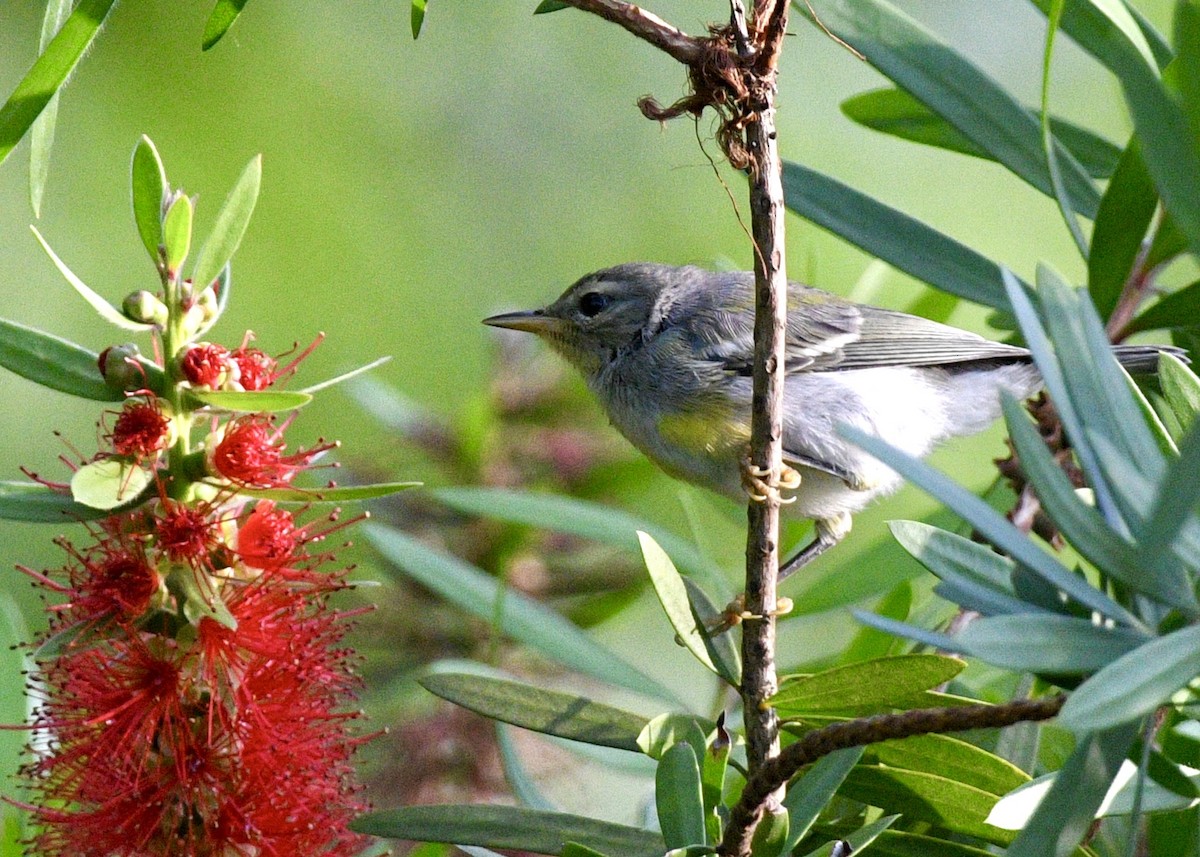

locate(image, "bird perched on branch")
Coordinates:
484 263 1176 579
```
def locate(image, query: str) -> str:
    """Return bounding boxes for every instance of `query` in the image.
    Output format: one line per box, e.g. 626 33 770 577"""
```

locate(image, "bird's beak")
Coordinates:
482 309 562 335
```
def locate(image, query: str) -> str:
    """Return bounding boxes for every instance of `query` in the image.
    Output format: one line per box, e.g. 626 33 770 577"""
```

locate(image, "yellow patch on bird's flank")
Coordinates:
657 409 751 454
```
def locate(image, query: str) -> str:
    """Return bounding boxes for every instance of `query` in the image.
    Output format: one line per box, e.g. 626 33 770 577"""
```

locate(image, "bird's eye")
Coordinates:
578 291 612 318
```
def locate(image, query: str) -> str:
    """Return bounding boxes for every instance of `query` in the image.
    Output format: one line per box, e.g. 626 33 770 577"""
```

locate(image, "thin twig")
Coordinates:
555 0 704 64
718 695 1067 856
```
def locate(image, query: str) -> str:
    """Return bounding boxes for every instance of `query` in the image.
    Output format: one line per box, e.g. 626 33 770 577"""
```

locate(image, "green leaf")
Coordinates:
430 487 729 598
638 532 738 685
800 814 898 857
1042 0 1090 256
637 714 712 761
0 0 117 168
680 577 741 685
0 318 118 401
365 523 677 701
130 135 167 263
798 0 1100 218
411 0 427 38
534 1 571 12
0 480 148 523
299 356 392 395
227 481 421 503
843 425 1138 627
780 747 864 852
842 88 1120 178
30 226 154 332
656 742 706 849
781 161 1014 310
1060 623 1200 732
998 722 1139 855
29 0 72 217
1029 0 1168 72
864 731 1030 798
1002 394 1197 611
185 388 313 412
770 654 965 716
350 805 665 857
190 154 261 290
162 194 193 274
845 829 999 857
957 614 1149 673
1088 140 1158 319
70 459 155 510
839 766 1013 845
419 672 648 752
1128 279 1200 334
887 520 1028 617
1159 353 1200 433
203 0 250 50
1137 421 1200 575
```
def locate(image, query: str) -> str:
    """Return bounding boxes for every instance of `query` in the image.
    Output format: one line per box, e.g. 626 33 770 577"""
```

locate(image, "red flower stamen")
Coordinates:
179 343 231 389
155 499 221 567
109 400 171 460
209 415 338 489
229 346 277 392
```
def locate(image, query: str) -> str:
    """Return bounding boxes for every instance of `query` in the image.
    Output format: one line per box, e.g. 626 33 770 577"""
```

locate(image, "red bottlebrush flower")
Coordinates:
179 342 231 388
236 500 299 571
20 503 370 856
229 346 277 391
208 415 337 489
155 498 222 567
109 399 171 460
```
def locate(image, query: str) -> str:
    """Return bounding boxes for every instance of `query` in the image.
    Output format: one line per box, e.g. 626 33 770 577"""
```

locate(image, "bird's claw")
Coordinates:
708 594 795 634
740 451 801 505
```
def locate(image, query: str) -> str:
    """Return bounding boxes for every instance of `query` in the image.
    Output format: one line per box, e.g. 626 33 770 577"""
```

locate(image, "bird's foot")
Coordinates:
740 449 801 504
708 593 795 634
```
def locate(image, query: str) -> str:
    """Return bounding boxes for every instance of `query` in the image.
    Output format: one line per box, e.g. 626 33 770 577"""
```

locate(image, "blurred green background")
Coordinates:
0 0 1185 825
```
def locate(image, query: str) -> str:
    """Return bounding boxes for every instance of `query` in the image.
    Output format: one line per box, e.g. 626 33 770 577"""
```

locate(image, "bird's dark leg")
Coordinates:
778 513 851 582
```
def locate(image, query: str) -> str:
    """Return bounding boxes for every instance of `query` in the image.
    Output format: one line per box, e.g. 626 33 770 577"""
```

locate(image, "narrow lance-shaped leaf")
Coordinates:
162 194 193 275
190 154 261 291
1127 278 1200 334
203 0 251 50
411 0 428 37
780 747 864 852
841 87 1120 178
365 523 678 702
0 0 118 167
781 160 1016 310
0 480 145 524
1041 0 1089 256
798 0 1101 218
1088 139 1158 319
638 531 738 685
0 318 120 402
418 672 649 752
31 227 153 333
656 742 706 849
1131 420 1200 579
225 481 421 504
1158 353 1200 433
1060 623 1200 732
185 389 312 413
770 654 964 716
130 136 168 263
1026 0 1170 72
30 0 73 216
350 805 665 857
956 613 1149 673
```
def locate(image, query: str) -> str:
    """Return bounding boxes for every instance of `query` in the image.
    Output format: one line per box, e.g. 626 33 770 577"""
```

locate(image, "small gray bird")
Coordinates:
484 263 1174 575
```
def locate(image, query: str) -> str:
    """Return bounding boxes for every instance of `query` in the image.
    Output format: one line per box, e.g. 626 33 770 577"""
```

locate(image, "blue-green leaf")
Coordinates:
957 614 1149 673
0 479 153 523
780 747 864 852
1060 624 1200 732
190 154 261 291
130 135 167 264
419 672 648 752
351 805 665 857
781 161 1014 310
365 523 677 702
656 742 706 849
31 227 154 332
0 0 117 168
798 0 1100 218
639 532 738 685
0 317 120 401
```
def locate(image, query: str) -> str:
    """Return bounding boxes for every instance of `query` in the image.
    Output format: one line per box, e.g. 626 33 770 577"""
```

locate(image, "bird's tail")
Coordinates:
1112 344 1188 374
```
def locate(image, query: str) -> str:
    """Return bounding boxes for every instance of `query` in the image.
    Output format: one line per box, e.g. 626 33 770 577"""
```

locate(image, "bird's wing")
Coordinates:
684 281 863 374
830 306 1029 369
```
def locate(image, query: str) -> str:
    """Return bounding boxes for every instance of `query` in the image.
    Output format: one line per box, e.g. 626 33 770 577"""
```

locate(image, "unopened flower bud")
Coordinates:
123 290 168 326
97 343 144 393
